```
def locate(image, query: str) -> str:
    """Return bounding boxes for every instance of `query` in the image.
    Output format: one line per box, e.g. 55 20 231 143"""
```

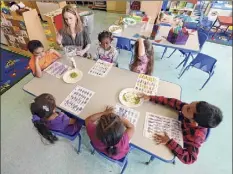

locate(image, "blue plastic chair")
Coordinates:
116 37 134 63
178 53 217 90
52 129 82 153
90 141 129 174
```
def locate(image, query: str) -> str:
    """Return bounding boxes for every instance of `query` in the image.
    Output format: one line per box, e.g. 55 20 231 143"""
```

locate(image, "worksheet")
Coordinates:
60 85 95 115
88 59 113 77
134 74 160 95
114 104 140 127
143 112 183 147
44 61 70 79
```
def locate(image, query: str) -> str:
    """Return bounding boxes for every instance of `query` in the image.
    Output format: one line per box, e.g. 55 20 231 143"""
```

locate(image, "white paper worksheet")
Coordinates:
134 74 160 95
44 61 70 79
114 104 140 127
88 59 113 77
143 112 183 147
60 85 95 115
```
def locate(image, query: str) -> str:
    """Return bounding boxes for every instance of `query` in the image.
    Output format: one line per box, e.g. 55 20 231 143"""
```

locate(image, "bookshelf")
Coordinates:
169 1 196 16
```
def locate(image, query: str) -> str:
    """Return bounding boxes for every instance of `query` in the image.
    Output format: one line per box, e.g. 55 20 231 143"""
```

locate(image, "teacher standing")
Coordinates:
56 5 91 57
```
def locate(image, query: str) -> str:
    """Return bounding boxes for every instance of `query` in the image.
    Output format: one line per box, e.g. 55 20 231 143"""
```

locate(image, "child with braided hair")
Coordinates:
85 106 134 160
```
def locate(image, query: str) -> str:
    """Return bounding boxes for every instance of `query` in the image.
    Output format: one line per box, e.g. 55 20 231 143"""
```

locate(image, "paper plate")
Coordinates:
109 25 122 34
123 17 136 26
119 88 144 108
63 69 83 84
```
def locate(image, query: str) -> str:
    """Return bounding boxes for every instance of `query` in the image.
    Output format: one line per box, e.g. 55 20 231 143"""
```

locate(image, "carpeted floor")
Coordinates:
0 48 31 95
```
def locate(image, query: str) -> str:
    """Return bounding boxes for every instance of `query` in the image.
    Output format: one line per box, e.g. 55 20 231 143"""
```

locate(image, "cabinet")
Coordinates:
107 1 128 14
1 9 49 57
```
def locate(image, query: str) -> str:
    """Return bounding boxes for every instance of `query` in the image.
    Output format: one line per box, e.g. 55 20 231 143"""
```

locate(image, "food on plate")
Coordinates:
123 92 140 105
70 72 78 78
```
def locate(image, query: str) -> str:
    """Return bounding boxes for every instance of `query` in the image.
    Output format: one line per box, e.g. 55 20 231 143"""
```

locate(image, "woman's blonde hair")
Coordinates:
62 5 83 35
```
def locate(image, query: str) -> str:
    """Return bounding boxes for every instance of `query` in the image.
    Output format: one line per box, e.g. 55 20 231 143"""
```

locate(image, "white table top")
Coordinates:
23 57 181 161
112 22 200 53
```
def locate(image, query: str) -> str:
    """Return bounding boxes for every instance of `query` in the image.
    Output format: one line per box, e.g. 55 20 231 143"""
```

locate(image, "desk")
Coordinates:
211 16 233 39
112 22 200 72
23 57 181 162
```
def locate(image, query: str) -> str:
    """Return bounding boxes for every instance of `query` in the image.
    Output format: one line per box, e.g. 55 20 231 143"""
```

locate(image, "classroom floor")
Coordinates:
1 9 232 174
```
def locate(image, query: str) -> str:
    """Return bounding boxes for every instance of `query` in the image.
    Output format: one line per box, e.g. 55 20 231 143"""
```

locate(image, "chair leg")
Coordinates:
200 73 214 90
91 148 95 155
161 47 167 59
120 160 128 174
176 53 191 70
77 133 81 154
145 156 155 165
178 66 190 79
167 49 177 58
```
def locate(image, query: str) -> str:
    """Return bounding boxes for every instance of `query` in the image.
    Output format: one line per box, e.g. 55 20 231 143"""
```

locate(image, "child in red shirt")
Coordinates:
142 95 223 164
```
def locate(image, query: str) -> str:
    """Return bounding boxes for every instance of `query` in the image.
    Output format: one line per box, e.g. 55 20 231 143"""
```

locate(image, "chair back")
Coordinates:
90 141 127 166
198 32 208 50
116 37 133 51
190 53 217 73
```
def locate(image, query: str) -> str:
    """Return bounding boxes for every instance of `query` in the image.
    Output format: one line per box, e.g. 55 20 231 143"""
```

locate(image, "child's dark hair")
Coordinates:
96 113 125 156
194 102 223 128
98 31 113 43
30 93 58 143
130 39 154 75
27 40 44 53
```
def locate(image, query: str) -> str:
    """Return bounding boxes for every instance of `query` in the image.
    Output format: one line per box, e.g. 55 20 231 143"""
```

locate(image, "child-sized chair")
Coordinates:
52 130 82 154
90 141 129 174
116 37 134 63
178 53 217 90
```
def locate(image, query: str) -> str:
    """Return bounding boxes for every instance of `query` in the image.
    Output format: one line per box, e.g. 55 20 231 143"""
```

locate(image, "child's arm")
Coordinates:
35 56 42 78
121 117 135 139
138 38 145 57
85 107 113 126
49 49 62 58
148 95 186 112
154 128 207 164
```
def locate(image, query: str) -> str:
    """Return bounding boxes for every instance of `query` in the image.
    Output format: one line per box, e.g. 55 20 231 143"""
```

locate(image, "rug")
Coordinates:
0 48 31 95
200 28 232 46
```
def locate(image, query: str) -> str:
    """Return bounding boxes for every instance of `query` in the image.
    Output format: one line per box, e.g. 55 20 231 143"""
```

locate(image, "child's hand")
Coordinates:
153 132 170 145
76 50 85 57
35 55 42 62
138 93 150 101
104 106 114 114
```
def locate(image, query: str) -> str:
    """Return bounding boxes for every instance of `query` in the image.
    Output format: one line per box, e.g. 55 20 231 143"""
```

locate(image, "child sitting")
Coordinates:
130 38 154 75
31 93 82 143
95 31 118 66
27 40 61 78
142 95 223 164
85 106 134 160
